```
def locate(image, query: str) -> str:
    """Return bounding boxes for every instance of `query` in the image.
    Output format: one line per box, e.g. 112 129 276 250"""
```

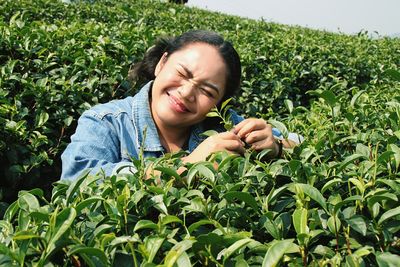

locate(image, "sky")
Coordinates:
187 0 400 37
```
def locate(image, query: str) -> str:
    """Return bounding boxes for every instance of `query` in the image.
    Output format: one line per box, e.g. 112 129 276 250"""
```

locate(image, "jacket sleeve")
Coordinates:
60 110 136 181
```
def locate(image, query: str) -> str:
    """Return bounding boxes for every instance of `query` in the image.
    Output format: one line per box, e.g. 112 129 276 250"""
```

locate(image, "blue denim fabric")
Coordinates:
61 81 285 181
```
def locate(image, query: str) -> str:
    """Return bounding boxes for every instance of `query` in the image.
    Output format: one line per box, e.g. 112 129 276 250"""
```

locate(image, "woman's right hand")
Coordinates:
182 131 246 163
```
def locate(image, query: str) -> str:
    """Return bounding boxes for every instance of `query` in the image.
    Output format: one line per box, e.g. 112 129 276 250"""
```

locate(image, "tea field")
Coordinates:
0 0 400 266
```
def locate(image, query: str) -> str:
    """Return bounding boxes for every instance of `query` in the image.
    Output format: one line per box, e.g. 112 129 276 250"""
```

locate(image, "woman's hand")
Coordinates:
183 131 246 163
232 118 281 157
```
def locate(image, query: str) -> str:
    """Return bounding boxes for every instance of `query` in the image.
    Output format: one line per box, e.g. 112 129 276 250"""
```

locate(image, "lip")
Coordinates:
167 92 191 113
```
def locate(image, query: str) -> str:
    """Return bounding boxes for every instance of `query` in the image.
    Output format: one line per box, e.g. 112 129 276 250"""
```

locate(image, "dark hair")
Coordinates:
129 30 242 104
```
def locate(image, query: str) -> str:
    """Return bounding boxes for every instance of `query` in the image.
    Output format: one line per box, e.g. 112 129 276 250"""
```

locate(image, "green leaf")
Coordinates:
327 215 341 234
223 191 259 211
292 208 308 235
290 183 327 211
350 90 366 107
346 215 367 236
337 154 366 172
75 196 104 214
109 236 140 248
151 194 169 215
164 239 195 267
17 210 30 231
187 162 215 186
263 218 281 240
376 179 400 193
161 215 182 226
367 192 397 212
321 178 342 194
353 246 373 258
183 197 206 214
376 252 400 267
46 207 77 255
268 119 288 138
17 192 39 212
355 143 370 157
188 219 214 234
67 245 109 265
262 239 294 267
134 220 158 232
12 231 43 241
349 178 366 195
346 254 360 267
66 170 90 204
377 151 396 165
220 98 233 111
175 251 191 267
384 69 400 82
284 99 294 114
333 195 362 215
219 238 253 262
3 201 19 222
145 236 165 263
206 111 220 118
377 206 400 225
388 144 400 168
154 166 181 180
320 90 337 107
36 111 49 127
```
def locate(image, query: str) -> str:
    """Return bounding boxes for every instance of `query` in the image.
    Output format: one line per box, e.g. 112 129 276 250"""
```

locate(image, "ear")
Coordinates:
154 52 168 77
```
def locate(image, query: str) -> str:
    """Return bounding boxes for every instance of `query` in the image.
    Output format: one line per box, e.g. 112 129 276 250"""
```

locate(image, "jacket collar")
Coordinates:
132 81 164 152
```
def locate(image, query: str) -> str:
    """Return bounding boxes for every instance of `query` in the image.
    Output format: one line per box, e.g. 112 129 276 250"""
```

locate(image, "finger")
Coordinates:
217 131 244 142
219 139 246 154
250 137 276 151
225 140 246 154
243 129 269 145
235 119 267 139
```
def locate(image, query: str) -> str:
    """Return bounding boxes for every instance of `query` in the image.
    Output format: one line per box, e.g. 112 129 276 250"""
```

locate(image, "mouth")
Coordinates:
167 92 190 113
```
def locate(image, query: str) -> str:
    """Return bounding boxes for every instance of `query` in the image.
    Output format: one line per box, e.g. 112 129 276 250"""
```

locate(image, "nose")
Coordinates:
179 81 196 102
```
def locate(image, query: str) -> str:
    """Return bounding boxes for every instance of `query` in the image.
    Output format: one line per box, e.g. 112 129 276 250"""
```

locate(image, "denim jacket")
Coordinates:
61 81 290 181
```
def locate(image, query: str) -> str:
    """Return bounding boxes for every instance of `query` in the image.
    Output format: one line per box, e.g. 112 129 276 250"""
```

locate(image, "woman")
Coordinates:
61 30 300 181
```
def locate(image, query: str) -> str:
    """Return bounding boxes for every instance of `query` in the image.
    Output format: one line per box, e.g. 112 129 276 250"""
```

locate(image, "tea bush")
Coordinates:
0 0 400 265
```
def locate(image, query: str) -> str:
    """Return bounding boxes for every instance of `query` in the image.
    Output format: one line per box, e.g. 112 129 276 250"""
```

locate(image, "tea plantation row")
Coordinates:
0 0 399 266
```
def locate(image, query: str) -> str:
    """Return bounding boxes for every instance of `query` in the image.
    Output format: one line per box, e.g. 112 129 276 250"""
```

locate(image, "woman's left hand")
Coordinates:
232 118 280 157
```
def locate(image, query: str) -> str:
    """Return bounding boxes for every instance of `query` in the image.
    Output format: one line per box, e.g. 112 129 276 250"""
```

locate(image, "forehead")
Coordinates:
168 43 227 85
170 43 225 68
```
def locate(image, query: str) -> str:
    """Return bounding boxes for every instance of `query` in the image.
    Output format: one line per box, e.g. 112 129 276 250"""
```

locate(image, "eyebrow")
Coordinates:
179 64 221 95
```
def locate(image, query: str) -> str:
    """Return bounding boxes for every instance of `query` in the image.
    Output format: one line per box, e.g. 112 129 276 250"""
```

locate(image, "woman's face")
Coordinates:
151 43 227 129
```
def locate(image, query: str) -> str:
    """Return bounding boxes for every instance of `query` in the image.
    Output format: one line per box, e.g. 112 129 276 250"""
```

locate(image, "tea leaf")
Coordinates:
144 236 165 263
376 252 400 267
134 220 158 232
67 245 109 265
290 183 327 211
220 238 253 262
46 207 76 256
262 239 294 267
224 191 259 211
292 208 308 235
164 239 195 267
377 206 400 225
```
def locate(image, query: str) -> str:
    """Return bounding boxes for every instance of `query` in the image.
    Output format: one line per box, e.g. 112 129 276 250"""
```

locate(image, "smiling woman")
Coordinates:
60 30 301 181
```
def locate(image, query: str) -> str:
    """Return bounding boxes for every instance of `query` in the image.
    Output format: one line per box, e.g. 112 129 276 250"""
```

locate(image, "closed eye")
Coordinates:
200 87 214 98
177 70 187 78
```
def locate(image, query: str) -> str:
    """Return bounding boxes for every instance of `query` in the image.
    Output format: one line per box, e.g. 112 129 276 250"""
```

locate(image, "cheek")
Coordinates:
197 97 218 114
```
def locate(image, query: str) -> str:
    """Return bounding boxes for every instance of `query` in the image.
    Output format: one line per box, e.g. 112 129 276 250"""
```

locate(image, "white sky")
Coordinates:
187 0 400 36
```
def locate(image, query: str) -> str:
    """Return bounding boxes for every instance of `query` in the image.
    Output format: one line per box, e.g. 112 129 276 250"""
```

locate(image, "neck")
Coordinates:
157 124 189 153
